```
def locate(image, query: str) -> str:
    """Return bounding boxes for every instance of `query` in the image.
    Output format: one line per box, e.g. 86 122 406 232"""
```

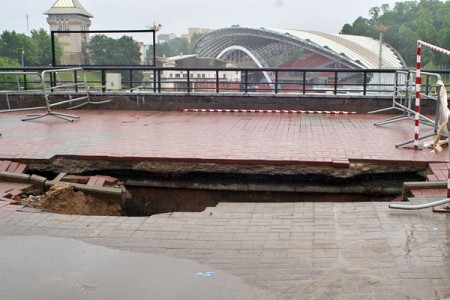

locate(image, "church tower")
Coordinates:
44 0 93 65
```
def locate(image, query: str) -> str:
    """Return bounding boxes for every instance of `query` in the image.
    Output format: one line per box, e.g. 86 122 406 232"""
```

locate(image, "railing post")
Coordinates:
158 70 162 93
275 70 278 94
129 70 133 89
22 67 27 91
334 71 338 95
302 71 306 94
101 70 106 93
363 71 367 96
244 70 248 94
74 69 78 93
426 74 433 96
216 70 219 93
50 72 56 91
153 69 157 93
187 70 191 93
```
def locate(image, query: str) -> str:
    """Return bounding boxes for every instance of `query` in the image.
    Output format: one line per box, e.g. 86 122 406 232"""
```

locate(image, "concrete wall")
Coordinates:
0 93 437 114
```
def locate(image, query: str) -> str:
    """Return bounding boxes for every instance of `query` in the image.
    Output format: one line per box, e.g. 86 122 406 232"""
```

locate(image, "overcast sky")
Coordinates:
2 0 401 36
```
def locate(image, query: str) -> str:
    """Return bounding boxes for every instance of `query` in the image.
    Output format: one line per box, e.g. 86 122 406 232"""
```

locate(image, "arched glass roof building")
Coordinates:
194 27 406 70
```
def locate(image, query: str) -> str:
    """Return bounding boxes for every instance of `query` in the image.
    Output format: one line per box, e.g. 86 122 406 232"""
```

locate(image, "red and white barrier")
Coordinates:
447 168 450 199
180 108 356 115
413 40 450 147
390 41 450 209
414 41 422 147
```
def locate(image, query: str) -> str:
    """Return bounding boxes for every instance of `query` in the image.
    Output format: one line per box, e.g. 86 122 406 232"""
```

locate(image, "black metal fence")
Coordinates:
1 66 450 96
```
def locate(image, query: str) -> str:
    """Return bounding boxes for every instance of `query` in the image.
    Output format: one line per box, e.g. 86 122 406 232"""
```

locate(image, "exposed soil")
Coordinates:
39 183 124 216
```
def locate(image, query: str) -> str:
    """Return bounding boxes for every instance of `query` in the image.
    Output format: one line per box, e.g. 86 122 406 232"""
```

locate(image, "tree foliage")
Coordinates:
0 29 55 67
88 34 143 84
341 0 450 68
0 57 21 89
88 34 142 66
146 33 206 64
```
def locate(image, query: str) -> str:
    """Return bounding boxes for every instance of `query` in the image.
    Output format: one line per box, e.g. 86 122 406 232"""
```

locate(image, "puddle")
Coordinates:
0 236 279 300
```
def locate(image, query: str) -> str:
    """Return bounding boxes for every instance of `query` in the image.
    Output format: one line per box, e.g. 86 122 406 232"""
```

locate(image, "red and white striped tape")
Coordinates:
419 40 450 56
180 109 356 115
414 40 450 147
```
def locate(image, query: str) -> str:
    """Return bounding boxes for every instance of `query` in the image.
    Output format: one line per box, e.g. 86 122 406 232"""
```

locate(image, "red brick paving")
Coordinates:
0 160 27 172
1 111 449 298
411 162 450 198
0 111 448 202
2 109 450 200
0 182 27 213
0 110 448 165
0 161 29 212
87 176 106 187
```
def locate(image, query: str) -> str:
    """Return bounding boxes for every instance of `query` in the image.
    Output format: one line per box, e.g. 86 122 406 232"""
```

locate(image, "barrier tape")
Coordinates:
419 40 450 56
180 109 356 115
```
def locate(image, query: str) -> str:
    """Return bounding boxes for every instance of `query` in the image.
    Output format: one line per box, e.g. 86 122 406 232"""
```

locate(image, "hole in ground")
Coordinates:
122 171 425 216
28 169 425 217
124 187 394 216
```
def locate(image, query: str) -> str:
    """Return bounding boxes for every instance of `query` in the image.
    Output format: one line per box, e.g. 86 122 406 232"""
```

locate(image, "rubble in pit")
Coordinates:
39 183 125 216
18 183 125 216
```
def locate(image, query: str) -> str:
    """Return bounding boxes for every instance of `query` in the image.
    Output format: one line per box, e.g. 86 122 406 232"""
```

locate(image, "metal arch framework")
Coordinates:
194 27 406 70
216 45 274 84
194 27 362 69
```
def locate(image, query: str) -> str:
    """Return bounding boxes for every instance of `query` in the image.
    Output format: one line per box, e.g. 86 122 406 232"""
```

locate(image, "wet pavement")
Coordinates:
0 200 449 299
0 236 277 300
0 110 447 163
0 110 449 299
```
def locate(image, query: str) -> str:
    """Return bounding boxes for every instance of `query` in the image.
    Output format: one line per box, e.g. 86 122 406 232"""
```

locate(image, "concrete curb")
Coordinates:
0 171 124 204
0 171 31 183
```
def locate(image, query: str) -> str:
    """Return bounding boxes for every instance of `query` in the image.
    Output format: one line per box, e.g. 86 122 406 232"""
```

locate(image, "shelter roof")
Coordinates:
194 27 405 69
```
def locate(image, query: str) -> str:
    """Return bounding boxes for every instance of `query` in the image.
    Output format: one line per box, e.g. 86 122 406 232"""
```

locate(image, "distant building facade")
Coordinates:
181 28 212 41
44 0 93 65
134 41 148 65
157 33 178 43
158 28 212 43
146 54 241 92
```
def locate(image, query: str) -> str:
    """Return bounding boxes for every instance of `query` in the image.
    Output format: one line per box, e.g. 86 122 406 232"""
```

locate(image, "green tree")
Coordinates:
340 17 376 38
30 29 55 66
0 31 34 66
146 33 209 65
189 33 204 53
0 29 57 66
88 34 143 86
341 0 450 68
88 34 141 66
0 56 21 89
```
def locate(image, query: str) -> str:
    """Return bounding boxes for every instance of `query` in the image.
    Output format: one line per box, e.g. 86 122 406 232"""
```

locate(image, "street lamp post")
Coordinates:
374 23 390 69
21 51 27 90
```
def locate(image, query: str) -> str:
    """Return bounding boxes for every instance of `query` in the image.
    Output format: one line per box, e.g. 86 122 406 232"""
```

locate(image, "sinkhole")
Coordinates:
29 164 426 217
122 171 424 216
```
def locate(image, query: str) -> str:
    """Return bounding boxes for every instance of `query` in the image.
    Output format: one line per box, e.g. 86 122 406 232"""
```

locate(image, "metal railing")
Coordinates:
0 71 43 109
369 70 444 126
21 68 111 121
1 66 450 96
